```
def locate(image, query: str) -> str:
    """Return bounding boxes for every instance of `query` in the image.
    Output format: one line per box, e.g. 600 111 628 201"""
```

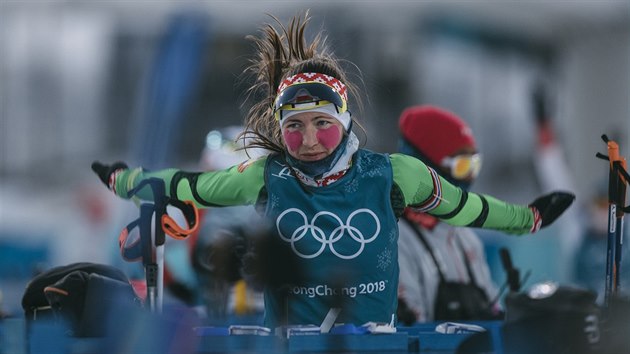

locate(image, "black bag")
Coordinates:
502 283 600 354
434 280 496 321
403 218 500 322
22 262 139 337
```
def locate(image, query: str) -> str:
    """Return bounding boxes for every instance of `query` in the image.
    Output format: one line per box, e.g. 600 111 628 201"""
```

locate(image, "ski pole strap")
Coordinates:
118 178 200 262
119 218 142 262
118 204 155 263
127 177 200 239
161 199 199 240
127 178 167 205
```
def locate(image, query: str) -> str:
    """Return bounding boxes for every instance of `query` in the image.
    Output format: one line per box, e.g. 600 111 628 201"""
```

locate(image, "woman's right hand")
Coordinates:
91 161 128 190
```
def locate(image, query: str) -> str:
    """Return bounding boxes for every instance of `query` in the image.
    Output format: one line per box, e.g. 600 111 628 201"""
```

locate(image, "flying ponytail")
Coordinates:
239 11 363 154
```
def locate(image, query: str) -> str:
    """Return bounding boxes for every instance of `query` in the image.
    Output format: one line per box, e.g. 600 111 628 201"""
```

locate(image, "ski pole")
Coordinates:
613 158 627 292
140 203 159 313
118 178 199 313
597 135 620 306
124 178 167 313
148 178 167 314
153 193 167 315
597 135 630 305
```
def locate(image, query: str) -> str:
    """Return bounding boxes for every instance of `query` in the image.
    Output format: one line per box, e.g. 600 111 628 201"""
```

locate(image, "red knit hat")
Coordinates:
399 105 476 165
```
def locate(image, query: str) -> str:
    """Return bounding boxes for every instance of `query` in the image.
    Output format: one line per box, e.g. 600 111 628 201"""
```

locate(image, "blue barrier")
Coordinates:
1 319 505 353
287 332 410 352
197 335 284 354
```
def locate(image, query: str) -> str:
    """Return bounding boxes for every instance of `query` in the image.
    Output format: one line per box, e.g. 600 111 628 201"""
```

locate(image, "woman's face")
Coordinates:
281 111 345 161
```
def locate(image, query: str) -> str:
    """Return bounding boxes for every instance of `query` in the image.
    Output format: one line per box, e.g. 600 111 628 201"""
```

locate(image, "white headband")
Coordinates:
279 104 352 131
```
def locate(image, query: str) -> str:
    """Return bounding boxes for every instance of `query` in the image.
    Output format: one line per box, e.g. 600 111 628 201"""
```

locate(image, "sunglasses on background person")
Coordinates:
441 153 482 180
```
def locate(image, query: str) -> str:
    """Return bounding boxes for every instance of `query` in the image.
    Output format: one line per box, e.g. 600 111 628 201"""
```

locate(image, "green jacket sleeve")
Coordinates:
111 157 267 208
390 153 535 235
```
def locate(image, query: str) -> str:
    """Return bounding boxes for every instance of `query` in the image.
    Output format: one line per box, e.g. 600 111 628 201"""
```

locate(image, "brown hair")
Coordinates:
239 11 364 154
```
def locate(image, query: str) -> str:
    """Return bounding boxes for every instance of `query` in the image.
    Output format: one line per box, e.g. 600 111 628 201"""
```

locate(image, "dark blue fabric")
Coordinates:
262 149 399 328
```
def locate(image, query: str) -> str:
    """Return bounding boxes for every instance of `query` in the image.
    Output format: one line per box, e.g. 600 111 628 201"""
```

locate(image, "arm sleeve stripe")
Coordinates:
412 166 442 212
170 171 222 207
466 195 489 227
432 190 469 219
170 171 184 199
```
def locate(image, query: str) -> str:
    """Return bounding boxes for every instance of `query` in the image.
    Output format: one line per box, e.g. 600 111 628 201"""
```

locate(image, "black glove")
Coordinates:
91 161 128 189
529 191 575 228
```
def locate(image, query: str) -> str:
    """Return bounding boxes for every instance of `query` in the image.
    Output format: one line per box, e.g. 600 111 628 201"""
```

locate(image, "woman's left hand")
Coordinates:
529 191 576 228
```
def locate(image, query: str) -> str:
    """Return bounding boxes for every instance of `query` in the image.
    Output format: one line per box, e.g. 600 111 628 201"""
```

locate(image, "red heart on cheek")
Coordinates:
283 130 303 152
316 126 341 150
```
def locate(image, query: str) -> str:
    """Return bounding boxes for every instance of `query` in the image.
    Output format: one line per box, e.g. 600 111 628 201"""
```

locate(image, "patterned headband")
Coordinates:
277 72 348 102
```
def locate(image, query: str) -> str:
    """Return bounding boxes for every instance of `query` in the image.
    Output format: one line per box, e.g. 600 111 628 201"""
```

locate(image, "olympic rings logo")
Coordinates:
276 208 381 259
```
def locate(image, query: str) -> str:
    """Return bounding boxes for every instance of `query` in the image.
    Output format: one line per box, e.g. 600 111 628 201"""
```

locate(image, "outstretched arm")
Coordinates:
390 153 574 235
92 157 267 208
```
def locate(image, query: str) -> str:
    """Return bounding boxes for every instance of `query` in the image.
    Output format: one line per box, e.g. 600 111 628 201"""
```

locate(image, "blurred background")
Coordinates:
1 1 629 316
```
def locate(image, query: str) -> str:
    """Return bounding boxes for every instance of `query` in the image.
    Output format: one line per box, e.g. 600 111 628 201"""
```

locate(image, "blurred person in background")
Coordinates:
188 126 266 321
159 126 266 320
396 105 501 324
92 11 574 329
529 80 583 284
